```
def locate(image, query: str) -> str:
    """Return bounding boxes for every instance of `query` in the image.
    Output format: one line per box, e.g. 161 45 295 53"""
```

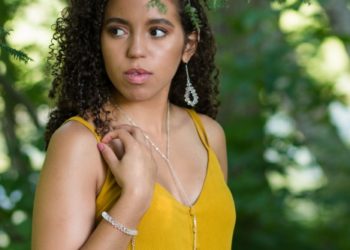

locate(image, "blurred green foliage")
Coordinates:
215 0 350 249
1 0 350 249
0 27 32 64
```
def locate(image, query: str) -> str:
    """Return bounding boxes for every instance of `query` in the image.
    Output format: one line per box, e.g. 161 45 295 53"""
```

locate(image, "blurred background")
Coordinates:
1 0 350 249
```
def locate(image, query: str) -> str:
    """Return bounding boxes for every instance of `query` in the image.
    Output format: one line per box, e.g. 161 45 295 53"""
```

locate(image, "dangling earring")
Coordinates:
184 63 199 107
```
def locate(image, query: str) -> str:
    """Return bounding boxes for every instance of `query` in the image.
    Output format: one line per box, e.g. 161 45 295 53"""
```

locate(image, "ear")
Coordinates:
182 31 199 63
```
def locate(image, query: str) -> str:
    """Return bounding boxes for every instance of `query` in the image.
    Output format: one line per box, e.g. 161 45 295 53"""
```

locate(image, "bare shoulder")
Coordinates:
49 119 99 154
46 119 103 181
32 120 104 249
197 114 226 143
50 119 94 144
44 119 106 198
197 113 228 182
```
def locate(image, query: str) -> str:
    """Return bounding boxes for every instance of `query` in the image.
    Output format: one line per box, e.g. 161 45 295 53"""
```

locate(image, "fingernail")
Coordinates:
97 143 105 151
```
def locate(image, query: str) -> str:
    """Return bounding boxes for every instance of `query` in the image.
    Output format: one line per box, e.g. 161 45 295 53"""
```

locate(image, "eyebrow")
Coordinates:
105 17 175 28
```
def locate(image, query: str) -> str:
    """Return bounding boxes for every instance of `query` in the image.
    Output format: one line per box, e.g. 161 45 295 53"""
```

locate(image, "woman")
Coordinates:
32 0 235 249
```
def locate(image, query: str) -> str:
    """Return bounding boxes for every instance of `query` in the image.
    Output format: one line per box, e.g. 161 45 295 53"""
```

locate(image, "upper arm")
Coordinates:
198 114 228 183
32 121 104 250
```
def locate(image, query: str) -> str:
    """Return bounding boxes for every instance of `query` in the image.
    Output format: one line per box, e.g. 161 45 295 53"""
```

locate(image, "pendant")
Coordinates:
184 84 199 107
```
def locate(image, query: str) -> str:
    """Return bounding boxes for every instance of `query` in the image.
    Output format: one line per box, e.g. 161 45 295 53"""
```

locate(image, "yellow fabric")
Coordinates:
67 110 236 249
66 116 100 141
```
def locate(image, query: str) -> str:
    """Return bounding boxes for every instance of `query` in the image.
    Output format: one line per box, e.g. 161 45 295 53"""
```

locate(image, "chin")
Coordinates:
122 92 154 103
115 85 165 103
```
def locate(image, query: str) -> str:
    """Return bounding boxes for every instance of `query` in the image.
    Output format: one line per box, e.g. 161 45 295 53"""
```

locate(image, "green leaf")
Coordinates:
0 26 11 38
0 43 33 64
185 3 202 31
0 26 32 64
147 0 167 14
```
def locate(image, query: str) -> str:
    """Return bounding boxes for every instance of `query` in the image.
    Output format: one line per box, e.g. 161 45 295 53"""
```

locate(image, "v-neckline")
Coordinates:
154 148 210 210
153 109 211 210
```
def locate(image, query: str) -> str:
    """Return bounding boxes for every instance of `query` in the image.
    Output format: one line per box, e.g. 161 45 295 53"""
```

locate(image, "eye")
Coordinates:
108 27 127 37
150 27 167 38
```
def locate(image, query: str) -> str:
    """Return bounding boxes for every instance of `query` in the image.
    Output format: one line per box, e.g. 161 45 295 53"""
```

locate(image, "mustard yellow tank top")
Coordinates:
67 109 236 250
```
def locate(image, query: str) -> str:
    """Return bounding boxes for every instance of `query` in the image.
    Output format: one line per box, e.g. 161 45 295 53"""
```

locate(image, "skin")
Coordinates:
31 0 228 249
101 0 189 104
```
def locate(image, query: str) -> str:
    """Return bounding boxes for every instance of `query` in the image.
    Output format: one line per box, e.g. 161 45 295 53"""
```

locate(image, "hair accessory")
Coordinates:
147 0 167 14
148 0 227 33
185 1 202 32
184 63 199 107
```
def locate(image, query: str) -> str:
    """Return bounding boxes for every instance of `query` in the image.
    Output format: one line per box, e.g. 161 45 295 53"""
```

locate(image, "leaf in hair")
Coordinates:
147 0 167 14
185 3 202 32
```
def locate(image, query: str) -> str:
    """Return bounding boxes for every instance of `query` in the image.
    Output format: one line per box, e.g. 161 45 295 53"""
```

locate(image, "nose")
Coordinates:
127 32 146 59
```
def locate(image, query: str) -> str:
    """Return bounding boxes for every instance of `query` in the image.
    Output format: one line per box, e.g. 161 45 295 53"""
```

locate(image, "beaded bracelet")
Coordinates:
102 211 137 250
101 211 138 236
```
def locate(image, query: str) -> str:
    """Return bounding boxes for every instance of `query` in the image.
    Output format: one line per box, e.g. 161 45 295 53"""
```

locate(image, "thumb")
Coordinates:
97 142 120 169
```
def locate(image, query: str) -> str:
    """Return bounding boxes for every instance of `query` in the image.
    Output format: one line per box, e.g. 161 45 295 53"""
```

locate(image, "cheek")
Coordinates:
101 38 121 78
101 40 113 66
152 40 184 66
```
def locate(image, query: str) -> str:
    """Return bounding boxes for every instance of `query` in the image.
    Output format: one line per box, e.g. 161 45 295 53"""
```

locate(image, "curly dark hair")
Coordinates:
45 0 220 146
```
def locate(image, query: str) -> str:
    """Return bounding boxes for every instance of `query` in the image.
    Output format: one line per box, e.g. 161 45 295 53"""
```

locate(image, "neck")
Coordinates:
113 99 170 137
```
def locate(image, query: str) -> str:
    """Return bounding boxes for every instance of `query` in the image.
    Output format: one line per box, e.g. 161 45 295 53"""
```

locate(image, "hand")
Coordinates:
97 125 157 207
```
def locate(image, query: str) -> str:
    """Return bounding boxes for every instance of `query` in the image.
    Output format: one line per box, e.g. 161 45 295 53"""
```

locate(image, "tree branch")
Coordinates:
0 74 41 129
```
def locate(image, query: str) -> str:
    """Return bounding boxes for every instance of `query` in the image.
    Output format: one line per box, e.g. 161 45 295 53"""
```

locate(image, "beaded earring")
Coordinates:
184 63 199 107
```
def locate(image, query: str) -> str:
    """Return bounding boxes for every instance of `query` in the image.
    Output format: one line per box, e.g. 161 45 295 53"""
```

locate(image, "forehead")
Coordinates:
104 0 180 21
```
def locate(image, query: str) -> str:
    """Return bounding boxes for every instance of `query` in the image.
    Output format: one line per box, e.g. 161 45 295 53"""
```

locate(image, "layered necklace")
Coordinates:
115 103 198 250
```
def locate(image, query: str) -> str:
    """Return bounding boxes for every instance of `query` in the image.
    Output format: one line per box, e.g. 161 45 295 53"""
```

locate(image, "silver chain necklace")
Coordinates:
115 103 198 250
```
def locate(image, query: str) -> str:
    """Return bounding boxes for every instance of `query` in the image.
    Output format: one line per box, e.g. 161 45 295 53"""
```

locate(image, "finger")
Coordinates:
110 123 134 132
112 124 144 141
129 126 148 145
112 127 150 150
104 125 147 146
109 138 124 159
102 129 137 153
102 127 133 143
124 126 151 150
97 142 119 168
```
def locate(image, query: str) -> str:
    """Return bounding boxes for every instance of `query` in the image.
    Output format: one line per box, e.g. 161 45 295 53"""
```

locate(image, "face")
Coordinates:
101 0 197 104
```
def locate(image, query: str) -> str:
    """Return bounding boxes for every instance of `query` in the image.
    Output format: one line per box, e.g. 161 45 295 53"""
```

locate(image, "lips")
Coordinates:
124 68 152 84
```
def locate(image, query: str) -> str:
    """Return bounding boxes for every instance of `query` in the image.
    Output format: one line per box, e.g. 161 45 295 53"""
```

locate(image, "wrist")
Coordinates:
120 186 153 215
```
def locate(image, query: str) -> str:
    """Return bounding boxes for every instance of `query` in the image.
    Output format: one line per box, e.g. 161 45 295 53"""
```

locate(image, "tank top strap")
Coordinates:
65 116 101 141
186 109 210 149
